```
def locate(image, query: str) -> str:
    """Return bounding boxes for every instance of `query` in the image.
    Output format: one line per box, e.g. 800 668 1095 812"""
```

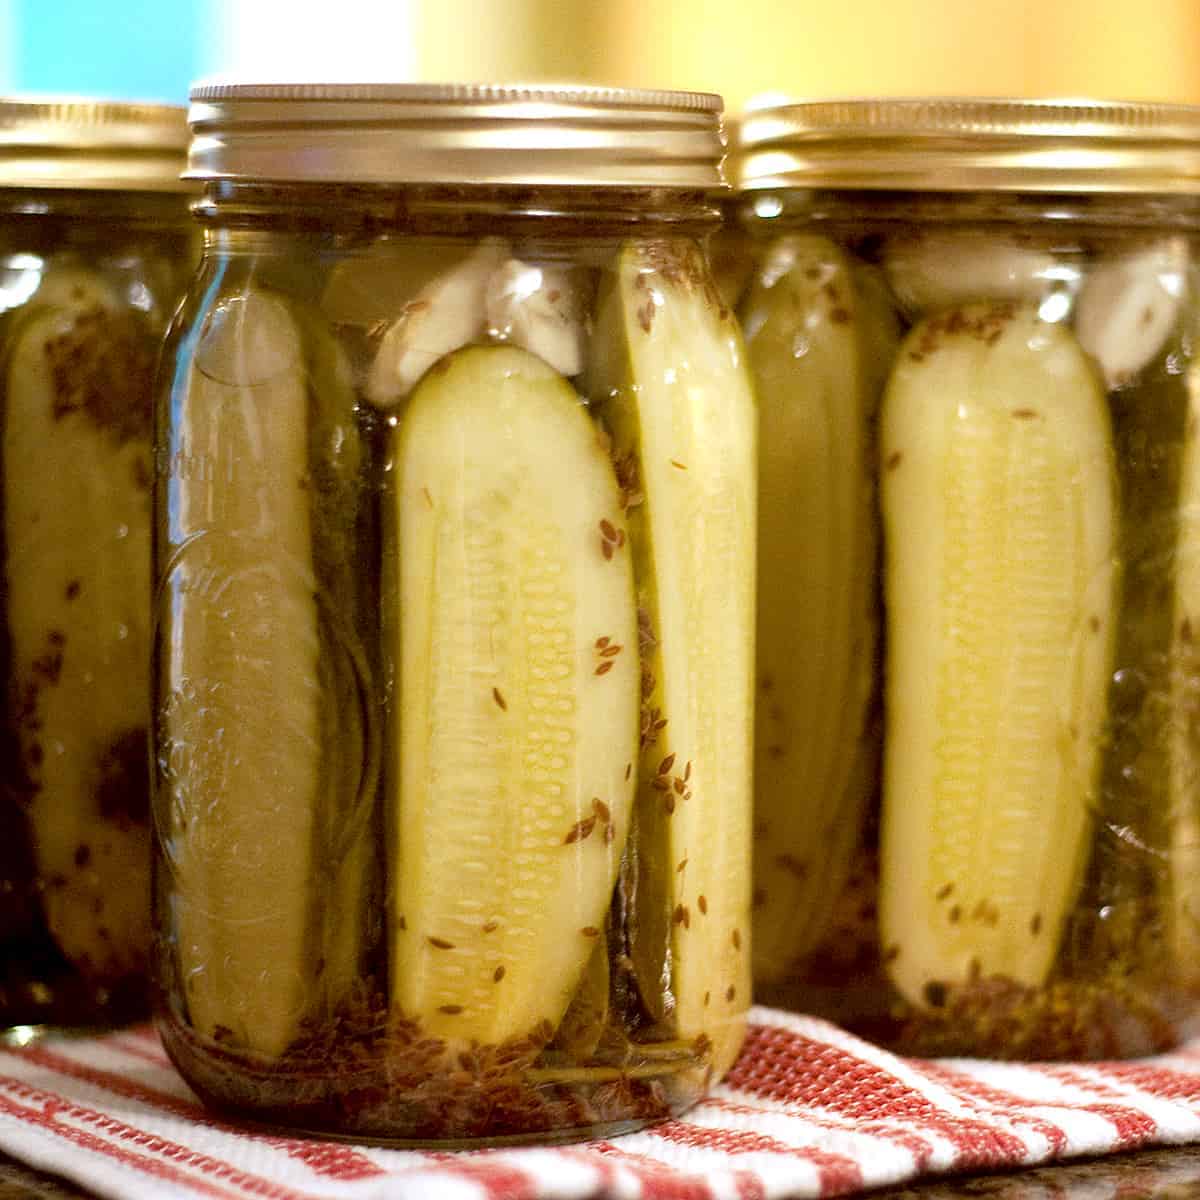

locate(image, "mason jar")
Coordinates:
0 99 193 1036
736 98 1200 1059
153 83 756 1145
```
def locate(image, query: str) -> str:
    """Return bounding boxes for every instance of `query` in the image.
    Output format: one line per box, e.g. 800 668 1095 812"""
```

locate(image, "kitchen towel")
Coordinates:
3 1006 1200 1200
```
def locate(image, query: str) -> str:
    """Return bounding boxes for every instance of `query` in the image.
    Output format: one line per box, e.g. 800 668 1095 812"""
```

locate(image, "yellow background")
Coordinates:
414 0 1200 114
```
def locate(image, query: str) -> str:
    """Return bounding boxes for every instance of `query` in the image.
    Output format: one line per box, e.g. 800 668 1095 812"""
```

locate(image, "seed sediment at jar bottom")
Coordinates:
0 242 183 1030
741 215 1200 1058
154 234 756 1141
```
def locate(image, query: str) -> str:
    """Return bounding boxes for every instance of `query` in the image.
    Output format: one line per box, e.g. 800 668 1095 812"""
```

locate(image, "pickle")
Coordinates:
291 304 378 1025
4 280 154 984
738 235 879 983
164 291 325 1057
879 302 1116 1008
1171 369 1200 978
390 344 638 1047
587 242 756 1075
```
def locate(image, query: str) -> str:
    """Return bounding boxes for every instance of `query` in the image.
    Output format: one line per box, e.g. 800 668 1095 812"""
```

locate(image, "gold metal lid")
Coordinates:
0 97 189 191
186 82 726 189
738 97 1200 194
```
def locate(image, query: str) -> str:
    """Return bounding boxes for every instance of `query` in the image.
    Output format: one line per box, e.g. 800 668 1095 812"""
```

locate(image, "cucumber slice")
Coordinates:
4 285 154 983
879 302 1116 1008
587 242 756 1076
162 291 323 1057
390 344 638 1047
739 235 879 983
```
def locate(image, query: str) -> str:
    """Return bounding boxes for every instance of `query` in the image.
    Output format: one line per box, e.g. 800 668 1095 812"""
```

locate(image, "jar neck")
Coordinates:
196 180 722 239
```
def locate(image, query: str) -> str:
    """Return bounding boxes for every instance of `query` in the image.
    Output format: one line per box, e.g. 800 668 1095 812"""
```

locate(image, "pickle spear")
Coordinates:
1170 367 1200 979
390 344 638 1047
163 291 324 1057
739 235 879 984
879 302 1115 1008
4 280 154 984
587 242 756 1076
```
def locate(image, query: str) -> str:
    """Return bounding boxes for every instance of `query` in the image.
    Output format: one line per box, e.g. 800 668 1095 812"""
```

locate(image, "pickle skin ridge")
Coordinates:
879 301 1116 1008
391 343 639 1049
589 241 756 1078
4 284 153 985
161 290 323 1058
739 234 879 985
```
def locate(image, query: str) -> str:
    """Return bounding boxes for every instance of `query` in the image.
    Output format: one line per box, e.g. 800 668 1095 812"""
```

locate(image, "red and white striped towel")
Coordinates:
3 1006 1200 1200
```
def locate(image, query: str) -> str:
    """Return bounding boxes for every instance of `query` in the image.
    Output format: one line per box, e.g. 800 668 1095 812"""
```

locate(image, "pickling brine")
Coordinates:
153 83 755 1145
736 97 1200 1059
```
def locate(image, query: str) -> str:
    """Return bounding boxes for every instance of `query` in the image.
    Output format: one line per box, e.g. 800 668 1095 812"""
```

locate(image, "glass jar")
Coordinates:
153 83 755 1145
0 99 193 1036
736 98 1200 1060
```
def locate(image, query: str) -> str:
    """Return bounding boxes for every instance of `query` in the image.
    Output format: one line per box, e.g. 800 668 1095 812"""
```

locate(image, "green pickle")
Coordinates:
1 252 183 1029
739 235 880 988
156 235 755 1141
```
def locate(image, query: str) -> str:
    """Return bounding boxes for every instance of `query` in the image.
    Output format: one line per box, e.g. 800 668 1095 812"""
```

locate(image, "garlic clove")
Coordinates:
883 232 1075 319
1074 236 1189 389
484 258 586 377
364 238 509 408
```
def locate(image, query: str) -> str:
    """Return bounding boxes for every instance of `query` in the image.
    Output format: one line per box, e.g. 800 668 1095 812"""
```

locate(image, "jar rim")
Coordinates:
0 96 191 192
185 80 729 191
737 96 1200 195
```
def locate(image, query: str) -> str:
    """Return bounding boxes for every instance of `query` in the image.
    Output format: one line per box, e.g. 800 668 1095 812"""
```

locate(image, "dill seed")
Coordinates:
698 894 708 915
595 660 614 675
599 518 617 541
564 817 596 844
492 687 508 711
653 718 668 731
494 965 506 982
1011 408 1038 419
422 486 434 507
601 541 613 560
580 926 600 937
428 936 454 950
673 904 690 928
935 882 954 901
670 459 688 470
593 798 611 823
624 762 632 780
615 529 626 547
704 991 711 1007
731 929 741 950
658 753 676 775
482 919 499 932
398 915 407 930
677 857 688 872
438 1004 464 1015
683 760 692 781
884 943 900 963
674 777 686 794
949 905 962 923
599 644 622 657
665 794 676 814
886 450 903 471
1031 912 1043 935
725 985 736 1002
651 776 670 792
596 636 611 648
